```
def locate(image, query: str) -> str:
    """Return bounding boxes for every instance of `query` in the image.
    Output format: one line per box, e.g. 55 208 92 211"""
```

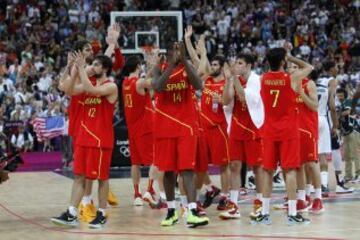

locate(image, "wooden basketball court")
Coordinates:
0 171 359 240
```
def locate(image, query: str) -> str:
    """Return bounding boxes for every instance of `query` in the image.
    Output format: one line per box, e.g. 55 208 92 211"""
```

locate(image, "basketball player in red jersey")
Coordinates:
58 36 121 222
52 54 117 229
221 53 264 219
251 45 313 225
152 42 209 228
122 55 166 207
288 63 324 214
197 53 230 210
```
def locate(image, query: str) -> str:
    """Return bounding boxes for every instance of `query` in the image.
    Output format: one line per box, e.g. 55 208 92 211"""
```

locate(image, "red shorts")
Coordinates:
262 138 300 171
203 125 229 166
129 133 154 166
195 129 208 172
300 131 318 163
229 138 263 167
73 146 112 180
155 135 197 172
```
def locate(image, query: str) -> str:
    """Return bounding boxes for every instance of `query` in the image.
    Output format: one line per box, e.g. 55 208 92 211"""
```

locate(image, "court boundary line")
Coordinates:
0 203 344 240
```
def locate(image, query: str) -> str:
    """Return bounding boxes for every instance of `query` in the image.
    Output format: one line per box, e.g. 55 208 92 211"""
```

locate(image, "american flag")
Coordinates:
32 116 65 142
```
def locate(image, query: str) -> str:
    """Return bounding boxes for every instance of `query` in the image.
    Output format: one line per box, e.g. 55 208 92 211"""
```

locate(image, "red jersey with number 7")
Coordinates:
76 80 115 149
122 76 154 138
260 71 298 140
154 63 198 138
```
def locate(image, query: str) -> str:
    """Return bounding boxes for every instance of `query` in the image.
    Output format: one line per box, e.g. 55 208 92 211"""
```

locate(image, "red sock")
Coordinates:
147 179 155 194
134 184 141 197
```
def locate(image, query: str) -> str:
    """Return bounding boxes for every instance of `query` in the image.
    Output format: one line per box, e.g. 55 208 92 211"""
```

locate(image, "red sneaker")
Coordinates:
217 196 230 211
309 198 324 214
196 202 207 216
296 200 309 212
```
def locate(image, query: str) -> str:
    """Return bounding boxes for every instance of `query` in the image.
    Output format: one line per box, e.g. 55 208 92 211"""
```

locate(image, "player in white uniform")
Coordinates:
316 61 338 196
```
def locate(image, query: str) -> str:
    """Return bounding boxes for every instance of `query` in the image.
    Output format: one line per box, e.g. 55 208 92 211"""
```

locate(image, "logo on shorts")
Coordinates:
119 146 130 157
92 171 97 175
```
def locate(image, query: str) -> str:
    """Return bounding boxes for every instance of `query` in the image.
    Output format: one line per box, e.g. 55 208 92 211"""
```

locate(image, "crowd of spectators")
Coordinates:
0 0 360 156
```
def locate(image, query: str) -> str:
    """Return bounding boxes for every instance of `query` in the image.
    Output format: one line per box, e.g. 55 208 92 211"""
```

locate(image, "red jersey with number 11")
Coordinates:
260 71 298 140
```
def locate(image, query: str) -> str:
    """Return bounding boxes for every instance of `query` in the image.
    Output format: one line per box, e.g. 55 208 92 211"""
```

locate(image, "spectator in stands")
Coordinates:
10 125 33 152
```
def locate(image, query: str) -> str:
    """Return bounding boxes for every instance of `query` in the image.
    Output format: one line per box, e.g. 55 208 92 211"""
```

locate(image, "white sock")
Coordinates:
321 171 328 187
180 195 188 207
68 206 77 217
315 188 322 199
247 170 254 177
256 193 262 201
230 190 239 204
98 208 106 215
196 190 200 202
188 202 197 210
261 198 270 215
288 200 297 216
297 190 306 201
306 184 312 196
167 200 176 209
81 195 92 205
332 149 342 172
159 191 166 200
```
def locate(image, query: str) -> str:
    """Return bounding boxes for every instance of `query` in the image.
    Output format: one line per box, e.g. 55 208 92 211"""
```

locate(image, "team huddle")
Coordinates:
50 24 349 229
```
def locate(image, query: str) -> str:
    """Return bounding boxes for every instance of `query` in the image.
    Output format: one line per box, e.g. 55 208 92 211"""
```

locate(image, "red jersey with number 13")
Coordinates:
76 80 115 149
261 71 298 140
122 76 153 138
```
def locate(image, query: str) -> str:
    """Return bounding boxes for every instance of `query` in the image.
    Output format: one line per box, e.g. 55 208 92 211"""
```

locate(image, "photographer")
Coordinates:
10 125 33 152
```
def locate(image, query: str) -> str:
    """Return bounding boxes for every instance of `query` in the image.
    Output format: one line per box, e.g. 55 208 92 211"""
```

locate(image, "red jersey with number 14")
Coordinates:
154 63 198 138
122 76 153 138
261 71 298 140
76 80 115 149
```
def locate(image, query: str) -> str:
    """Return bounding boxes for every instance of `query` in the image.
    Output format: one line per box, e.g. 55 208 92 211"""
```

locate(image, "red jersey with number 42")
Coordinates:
297 78 318 140
230 76 261 140
261 71 298 140
154 63 198 138
76 80 115 149
122 76 153 138
200 77 227 128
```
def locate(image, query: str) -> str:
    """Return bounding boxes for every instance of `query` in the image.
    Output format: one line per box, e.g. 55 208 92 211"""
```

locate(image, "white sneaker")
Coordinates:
335 184 354 194
219 202 241 220
143 191 157 205
133 197 144 206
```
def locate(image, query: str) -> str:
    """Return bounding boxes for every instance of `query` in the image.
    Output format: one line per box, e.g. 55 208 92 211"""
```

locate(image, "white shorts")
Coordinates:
318 115 331 154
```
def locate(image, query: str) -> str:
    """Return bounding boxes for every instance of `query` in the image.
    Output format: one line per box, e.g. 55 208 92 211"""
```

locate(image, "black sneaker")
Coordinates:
250 213 271 225
321 185 329 197
51 210 78 227
287 213 311 225
89 211 107 229
202 186 220 208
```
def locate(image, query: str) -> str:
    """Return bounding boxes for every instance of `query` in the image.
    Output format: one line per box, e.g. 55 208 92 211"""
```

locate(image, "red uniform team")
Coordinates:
51 22 325 228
